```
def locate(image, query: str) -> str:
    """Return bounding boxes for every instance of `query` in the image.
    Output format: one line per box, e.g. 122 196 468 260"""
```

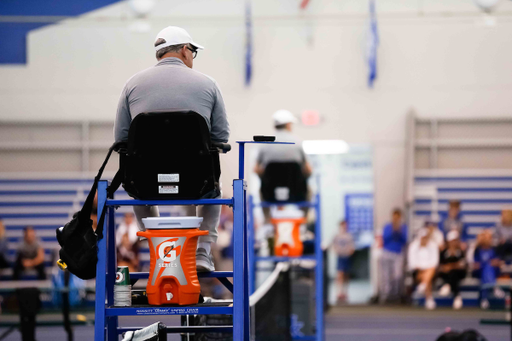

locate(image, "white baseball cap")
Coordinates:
273 110 298 126
447 230 460 242
154 26 204 52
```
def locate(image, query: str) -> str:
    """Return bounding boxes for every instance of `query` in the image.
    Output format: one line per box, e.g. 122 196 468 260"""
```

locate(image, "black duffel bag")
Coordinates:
56 142 122 280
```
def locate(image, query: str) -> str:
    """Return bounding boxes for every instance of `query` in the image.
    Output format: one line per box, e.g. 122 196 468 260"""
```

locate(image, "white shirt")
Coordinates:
116 221 139 247
430 229 445 249
408 239 439 271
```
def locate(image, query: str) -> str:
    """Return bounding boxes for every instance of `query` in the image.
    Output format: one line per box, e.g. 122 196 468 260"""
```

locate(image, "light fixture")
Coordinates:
128 0 156 17
302 140 349 155
473 0 501 12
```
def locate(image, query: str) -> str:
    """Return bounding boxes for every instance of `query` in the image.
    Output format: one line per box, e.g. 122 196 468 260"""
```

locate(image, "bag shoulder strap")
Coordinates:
93 142 128 239
78 142 124 221
108 168 124 198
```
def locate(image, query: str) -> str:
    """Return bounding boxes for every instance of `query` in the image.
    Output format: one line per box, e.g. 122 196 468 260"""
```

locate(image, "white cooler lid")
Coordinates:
271 209 304 219
142 217 203 229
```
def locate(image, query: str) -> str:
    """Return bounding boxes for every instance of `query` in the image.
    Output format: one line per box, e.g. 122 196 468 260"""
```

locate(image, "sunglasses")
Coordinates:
186 46 198 59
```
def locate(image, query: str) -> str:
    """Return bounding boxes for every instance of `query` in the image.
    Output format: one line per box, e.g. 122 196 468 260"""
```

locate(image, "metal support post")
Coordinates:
95 181 108 341
233 179 248 340
248 195 255 294
243 184 250 341
238 142 245 180
314 194 324 341
106 204 118 340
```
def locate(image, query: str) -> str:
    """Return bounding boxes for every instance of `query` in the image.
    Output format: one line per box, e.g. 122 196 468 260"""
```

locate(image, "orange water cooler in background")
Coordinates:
271 210 306 257
137 217 208 306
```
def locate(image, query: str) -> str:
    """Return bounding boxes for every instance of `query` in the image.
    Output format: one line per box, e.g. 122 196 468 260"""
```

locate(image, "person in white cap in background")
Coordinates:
114 26 230 272
408 228 439 310
254 110 313 224
438 230 467 310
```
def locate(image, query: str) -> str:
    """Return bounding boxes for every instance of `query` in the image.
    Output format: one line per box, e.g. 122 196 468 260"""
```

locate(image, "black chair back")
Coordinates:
261 162 308 203
121 111 221 200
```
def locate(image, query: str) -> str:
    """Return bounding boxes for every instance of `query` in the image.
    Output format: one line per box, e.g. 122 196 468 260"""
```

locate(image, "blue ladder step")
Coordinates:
117 326 233 334
255 256 316 262
130 271 233 280
106 198 234 206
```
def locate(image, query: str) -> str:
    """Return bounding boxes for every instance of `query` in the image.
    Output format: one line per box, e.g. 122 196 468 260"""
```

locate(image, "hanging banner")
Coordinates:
245 0 253 86
366 0 379 88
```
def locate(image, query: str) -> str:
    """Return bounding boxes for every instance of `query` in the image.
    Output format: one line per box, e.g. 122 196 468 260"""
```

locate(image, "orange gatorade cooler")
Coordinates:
271 210 306 257
137 217 208 306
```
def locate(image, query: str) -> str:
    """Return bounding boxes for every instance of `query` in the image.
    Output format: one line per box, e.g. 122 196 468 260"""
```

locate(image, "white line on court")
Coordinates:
325 328 508 336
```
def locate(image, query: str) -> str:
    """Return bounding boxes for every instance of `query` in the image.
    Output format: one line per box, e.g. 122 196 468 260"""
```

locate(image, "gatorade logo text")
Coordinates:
157 238 182 264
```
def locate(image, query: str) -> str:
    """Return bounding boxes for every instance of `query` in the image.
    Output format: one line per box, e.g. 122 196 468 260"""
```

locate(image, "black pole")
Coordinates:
17 288 40 341
62 271 73 341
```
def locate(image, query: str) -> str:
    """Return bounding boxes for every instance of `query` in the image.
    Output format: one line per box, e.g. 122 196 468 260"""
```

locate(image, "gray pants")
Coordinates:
133 192 221 244
378 250 404 303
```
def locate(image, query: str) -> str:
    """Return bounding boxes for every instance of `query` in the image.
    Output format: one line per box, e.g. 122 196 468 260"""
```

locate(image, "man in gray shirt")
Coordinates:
496 209 512 242
496 209 512 263
254 110 312 224
254 110 311 176
114 26 229 272
13 226 46 280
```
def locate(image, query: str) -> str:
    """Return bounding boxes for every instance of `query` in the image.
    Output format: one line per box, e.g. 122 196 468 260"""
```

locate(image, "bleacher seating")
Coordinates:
0 177 194 281
0 179 88 279
411 174 512 307
412 175 512 239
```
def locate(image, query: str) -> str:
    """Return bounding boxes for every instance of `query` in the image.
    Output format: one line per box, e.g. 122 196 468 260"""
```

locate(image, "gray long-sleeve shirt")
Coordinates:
256 130 307 167
114 57 229 143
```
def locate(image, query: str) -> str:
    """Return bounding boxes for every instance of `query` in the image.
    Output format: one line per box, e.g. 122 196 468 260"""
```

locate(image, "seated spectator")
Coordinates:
0 219 9 276
408 228 439 310
438 230 467 309
13 226 46 280
117 233 139 272
474 229 503 309
425 219 445 250
333 220 355 303
379 208 407 303
116 212 138 247
496 209 512 263
440 200 467 248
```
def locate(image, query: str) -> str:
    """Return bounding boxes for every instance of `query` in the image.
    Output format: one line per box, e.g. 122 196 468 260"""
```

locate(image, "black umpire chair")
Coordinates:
115 110 230 200
260 162 308 203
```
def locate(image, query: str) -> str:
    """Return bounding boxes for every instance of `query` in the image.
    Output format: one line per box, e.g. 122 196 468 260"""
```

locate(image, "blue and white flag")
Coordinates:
366 0 379 88
245 0 253 86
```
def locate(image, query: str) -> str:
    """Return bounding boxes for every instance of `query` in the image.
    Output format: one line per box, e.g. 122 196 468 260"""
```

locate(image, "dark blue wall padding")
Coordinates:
0 23 47 64
0 0 122 17
0 0 123 64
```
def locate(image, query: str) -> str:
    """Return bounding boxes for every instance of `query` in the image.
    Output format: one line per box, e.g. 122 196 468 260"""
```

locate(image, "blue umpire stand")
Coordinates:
94 140 291 341
248 194 324 341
